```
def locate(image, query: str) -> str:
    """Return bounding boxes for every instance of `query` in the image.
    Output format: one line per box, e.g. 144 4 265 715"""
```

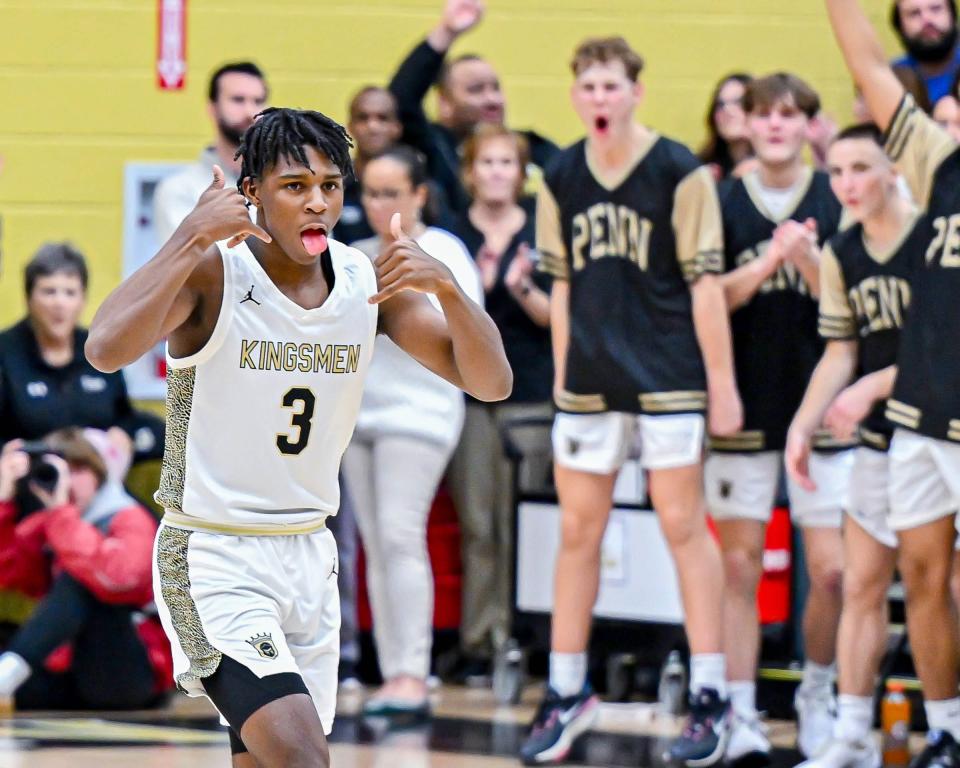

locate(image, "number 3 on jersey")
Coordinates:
277 387 316 455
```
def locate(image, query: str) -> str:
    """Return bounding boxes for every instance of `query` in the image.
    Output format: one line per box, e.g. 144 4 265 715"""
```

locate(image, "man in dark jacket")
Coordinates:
388 0 558 212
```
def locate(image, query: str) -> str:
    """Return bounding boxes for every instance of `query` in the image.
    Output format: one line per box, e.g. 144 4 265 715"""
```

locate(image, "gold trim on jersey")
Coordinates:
155 366 196 513
538 250 569 280
682 250 725 282
155 526 222 688
555 388 607 412
709 430 765 451
742 166 815 224
697 250 725 274
887 399 921 429
639 390 707 413
884 97 914 164
162 510 328 537
948 419 960 443
818 313 856 339
536 184 568 279
585 130 660 192
813 429 858 450
860 427 890 451
862 209 920 264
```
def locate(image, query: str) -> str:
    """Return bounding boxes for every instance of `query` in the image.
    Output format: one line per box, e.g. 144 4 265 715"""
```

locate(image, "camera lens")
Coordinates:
29 458 60 494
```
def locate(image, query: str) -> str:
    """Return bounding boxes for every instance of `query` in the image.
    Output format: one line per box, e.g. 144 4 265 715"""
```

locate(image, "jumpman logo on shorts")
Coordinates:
240 285 261 306
329 556 338 580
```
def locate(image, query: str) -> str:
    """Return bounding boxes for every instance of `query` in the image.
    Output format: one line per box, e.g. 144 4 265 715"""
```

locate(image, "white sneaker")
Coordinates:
795 686 837 758
793 736 881 768
726 713 771 764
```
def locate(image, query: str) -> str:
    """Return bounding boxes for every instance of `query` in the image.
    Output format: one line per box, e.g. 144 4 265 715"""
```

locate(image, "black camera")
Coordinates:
18 441 64 495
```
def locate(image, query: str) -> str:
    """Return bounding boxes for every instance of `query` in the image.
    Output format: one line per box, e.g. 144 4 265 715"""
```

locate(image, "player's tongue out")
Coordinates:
301 229 328 256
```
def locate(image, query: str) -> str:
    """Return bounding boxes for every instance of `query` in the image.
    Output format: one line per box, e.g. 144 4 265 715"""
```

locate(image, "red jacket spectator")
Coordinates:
0 430 172 701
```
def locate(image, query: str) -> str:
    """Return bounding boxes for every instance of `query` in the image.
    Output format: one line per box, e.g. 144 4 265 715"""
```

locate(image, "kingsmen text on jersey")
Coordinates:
819 215 921 450
885 95 960 443
713 168 842 452
537 133 723 415
155 239 378 533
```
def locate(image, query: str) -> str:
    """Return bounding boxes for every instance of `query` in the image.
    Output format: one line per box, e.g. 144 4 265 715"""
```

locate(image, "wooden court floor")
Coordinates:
0 684 810 767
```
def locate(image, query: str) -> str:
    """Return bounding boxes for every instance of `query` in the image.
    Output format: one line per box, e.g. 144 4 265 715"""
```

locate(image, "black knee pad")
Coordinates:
202 655 310 733
229 728 247 755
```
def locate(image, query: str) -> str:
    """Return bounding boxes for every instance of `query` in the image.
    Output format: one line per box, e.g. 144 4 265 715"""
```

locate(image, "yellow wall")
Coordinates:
0 0 898 326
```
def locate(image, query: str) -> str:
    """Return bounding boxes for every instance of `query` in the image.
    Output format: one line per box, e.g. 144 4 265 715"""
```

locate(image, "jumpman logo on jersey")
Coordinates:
240 285 261 306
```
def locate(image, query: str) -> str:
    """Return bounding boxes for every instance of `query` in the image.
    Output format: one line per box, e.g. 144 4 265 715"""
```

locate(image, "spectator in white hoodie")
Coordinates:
346 145 482 715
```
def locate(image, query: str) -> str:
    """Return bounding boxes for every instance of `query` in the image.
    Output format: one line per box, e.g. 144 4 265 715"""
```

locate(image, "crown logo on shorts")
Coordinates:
246 632 278 659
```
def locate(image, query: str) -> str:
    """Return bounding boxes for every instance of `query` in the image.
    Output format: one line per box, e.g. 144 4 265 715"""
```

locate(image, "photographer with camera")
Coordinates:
0 429 172 710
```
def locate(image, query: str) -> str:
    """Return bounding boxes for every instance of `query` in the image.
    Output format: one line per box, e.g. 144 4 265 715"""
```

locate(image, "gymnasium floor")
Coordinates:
0 685 808 768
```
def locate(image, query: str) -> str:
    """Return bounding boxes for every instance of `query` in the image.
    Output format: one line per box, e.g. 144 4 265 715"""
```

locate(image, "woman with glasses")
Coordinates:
346 144 482 716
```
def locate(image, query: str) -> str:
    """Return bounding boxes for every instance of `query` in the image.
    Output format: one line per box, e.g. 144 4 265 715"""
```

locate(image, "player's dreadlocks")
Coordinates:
235 107 354 194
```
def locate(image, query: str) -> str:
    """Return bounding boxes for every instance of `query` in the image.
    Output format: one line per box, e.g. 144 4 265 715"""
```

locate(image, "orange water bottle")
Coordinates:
882 681 911 767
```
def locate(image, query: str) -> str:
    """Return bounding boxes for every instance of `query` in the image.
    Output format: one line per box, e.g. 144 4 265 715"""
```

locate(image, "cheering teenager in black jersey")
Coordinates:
520 36 741 767
707 73 850 764
826 2 960 767
787 123 920 768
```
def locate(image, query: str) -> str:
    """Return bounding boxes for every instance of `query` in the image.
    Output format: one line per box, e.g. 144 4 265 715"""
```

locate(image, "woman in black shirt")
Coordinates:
446 125 553 681
0 243 161 456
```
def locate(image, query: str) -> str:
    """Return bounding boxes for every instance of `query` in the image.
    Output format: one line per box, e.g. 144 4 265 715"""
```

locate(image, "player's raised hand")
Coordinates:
369 213 457 304
181 165 272 250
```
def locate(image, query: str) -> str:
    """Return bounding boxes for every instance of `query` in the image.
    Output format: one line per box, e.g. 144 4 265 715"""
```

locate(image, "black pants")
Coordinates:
6 573 156 710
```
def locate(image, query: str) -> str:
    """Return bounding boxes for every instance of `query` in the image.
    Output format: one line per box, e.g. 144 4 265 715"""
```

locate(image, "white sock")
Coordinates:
925 698 960 740
728 680 757 719
834 694 873 741
0 652 30 696
800 660 836 696
549 652 587 697
690 654 727 698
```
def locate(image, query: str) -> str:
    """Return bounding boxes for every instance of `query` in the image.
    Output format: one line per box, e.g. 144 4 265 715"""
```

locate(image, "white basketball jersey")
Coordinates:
156 239 378 533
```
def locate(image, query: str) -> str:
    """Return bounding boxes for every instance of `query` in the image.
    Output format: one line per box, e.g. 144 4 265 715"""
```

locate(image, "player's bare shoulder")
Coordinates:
167 243 227 358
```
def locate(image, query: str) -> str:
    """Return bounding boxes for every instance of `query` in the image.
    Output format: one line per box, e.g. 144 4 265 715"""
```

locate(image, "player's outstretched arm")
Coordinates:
373 215 512 402
824 0 905 131
86 166 270 373
785 340 858 490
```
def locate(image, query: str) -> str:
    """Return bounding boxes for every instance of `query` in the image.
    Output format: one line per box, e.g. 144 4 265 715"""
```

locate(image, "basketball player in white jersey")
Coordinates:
85 108 512 768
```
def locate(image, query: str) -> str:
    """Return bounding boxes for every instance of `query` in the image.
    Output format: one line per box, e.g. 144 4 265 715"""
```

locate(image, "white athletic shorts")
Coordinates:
889 429 960 532
153 522 341 733
704 449 852 527
552 411 704 474
846 447 897 548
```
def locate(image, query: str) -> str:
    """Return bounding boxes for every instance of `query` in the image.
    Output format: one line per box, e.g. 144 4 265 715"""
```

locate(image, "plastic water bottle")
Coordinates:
658 651 687 715
882 681 911 767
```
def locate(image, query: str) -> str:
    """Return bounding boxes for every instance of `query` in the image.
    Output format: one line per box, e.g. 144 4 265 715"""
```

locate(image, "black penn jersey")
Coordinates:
885 96 960 443
712 169 843 452
537 133 723 415
819 217 922 450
